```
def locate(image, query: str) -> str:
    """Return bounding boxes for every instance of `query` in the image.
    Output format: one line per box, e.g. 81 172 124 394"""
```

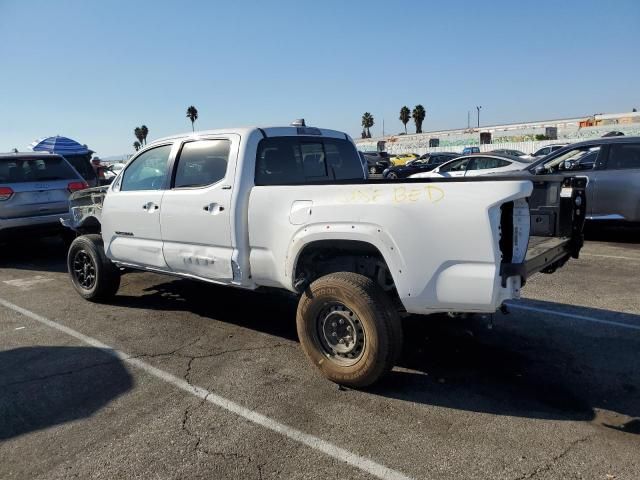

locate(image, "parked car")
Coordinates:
65 155 99 187
462 146 480 155
102 162 125 183
383 152 459 179
0 152 88 242
389 153 419 166
410 153 531 178
490 149 529 159
527 144 568 159
526 137 640 223
63 123 585 387
360 151 391 175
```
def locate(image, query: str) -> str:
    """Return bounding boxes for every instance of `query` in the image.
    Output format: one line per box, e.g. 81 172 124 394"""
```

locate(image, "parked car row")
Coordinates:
411 137 640 223
361 136 639 224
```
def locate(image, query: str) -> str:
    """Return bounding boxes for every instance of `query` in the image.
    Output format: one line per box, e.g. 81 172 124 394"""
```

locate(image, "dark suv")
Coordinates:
361 151 391 175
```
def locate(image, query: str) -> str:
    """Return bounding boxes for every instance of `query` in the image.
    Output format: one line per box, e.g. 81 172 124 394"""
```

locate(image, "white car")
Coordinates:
410 154 531 178
62 123 586 387
102 162 125 181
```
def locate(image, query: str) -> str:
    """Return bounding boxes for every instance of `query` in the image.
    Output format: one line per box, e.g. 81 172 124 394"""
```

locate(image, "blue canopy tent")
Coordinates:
29 136 97 186
30 135 94 156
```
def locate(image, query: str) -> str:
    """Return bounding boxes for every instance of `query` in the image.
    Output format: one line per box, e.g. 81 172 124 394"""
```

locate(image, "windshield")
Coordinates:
0 156 78 183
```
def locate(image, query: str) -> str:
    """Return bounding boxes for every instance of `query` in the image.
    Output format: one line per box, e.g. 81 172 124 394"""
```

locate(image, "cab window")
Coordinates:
120 145 172 191
255 137 363 185
173 139 230 188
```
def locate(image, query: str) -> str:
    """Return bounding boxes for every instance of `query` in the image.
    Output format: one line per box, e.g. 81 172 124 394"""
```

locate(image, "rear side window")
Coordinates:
0 156 77 183
120 145 171 191
606 144 640 170
470 157 510 170
439 158 470 172
255 137 363 185
174 140 230 188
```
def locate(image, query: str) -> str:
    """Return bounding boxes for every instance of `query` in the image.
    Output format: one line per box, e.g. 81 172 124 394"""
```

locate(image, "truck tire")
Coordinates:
296 272 402 387
67 234 120 302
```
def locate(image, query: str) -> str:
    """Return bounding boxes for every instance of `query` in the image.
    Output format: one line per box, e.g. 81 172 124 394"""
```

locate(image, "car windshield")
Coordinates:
0 156 78 183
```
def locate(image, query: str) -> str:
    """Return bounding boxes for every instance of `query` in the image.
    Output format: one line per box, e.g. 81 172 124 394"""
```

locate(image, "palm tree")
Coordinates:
133 141 141 151
399 106 410 134
361 112 374 138
140 125 149 145
186 105 198 132
412 105 426 134
134 127 144 146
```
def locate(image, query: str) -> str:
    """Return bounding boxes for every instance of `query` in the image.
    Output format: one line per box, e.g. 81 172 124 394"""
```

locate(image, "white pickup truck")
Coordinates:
63 122 586 386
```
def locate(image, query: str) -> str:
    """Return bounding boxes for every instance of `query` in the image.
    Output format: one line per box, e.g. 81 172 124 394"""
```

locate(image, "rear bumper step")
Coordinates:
500 235 582 287
500 176 586 287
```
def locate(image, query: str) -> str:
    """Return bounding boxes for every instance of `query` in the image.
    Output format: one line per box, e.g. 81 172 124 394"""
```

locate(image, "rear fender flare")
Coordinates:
286 223 405 291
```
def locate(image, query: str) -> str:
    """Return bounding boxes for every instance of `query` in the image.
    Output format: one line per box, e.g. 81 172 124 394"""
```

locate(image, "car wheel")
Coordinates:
387 172 398 179
296 272 402 387
369 166 377 174
68 234 120 302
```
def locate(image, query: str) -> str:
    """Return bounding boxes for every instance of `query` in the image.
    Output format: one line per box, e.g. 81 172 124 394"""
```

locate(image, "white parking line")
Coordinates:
581 252 640 262
506 303 640 331
0 297 413 480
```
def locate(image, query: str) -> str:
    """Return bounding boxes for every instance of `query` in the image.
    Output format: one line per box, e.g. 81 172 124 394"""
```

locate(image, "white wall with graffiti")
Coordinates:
355 112 640 155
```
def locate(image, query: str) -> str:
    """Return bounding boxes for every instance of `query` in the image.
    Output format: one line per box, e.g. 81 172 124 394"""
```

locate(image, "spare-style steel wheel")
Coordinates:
296 272 402 387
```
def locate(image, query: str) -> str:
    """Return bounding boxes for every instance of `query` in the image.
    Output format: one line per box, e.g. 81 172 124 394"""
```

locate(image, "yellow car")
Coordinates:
390 153 418 166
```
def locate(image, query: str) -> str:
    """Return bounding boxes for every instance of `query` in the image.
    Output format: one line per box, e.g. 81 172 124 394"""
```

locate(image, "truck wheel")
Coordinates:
67 234 120 302
296 272 402 387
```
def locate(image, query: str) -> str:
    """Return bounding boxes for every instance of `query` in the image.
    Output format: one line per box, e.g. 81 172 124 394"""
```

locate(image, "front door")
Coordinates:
101 143 174 268
160 136 238 283
591 142 640 220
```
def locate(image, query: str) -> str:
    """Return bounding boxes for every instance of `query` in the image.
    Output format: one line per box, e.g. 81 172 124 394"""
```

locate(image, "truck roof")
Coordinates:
150 126 351 146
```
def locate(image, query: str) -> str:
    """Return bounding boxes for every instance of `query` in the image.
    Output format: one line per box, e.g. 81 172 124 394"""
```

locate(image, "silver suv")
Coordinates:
0 152 88 242
531 137 640 223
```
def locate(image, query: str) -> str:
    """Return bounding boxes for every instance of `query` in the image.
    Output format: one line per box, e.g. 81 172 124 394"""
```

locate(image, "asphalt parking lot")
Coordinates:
1 226 639 480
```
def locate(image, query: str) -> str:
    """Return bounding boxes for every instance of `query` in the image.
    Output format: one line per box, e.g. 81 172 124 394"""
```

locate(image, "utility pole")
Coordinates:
382 118 385 137
476 106 482 128
467 111 470 129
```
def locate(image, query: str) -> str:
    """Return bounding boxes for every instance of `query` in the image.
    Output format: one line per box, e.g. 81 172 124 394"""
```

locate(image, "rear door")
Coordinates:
101 143 173 268
592 142 640 220
160 136 238 282
0 156 82 219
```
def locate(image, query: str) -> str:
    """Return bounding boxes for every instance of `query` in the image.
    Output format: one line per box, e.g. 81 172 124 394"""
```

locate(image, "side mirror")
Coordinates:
534 165 545 175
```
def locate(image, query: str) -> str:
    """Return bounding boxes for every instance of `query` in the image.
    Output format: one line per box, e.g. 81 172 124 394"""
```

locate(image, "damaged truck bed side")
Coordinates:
62 126 586 386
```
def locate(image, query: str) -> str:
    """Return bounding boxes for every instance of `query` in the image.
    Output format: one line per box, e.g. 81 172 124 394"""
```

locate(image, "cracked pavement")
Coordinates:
0 231 639 479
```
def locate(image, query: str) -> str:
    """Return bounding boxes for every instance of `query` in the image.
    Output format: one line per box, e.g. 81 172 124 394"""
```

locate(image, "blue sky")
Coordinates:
1 0 639 156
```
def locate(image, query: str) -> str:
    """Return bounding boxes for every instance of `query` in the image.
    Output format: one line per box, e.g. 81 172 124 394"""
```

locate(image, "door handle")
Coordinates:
143 202 159 211
203 203 225 214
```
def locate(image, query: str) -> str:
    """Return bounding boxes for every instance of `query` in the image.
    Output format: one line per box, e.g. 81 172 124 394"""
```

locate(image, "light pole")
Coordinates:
467 110 470 129
476 106 482 128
